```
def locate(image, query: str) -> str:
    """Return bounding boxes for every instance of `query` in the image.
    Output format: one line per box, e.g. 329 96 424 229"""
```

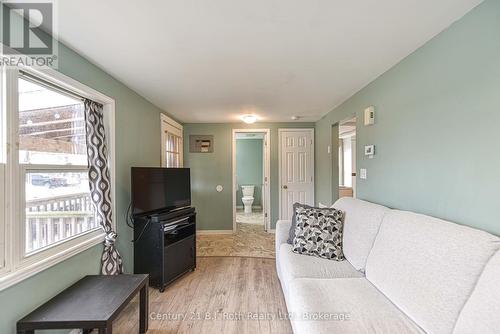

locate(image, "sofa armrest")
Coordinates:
275 220 292 280
275 220 292 251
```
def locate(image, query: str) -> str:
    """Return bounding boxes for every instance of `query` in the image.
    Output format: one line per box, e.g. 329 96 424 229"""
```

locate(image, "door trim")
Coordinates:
278 128 315 220
232 129 271 233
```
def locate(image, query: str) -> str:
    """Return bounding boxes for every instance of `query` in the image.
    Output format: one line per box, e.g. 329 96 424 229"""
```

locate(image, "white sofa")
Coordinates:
275 197 500 334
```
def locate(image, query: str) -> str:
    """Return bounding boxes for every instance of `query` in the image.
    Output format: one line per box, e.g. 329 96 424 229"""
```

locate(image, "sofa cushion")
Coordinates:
287 278 424 334
365 210 500 334
453 250 500 334
333 197 389 271
292 206 345 261
279 243 363 295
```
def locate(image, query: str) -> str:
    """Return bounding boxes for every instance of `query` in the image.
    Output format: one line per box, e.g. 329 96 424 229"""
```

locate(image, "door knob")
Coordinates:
283 185 288 189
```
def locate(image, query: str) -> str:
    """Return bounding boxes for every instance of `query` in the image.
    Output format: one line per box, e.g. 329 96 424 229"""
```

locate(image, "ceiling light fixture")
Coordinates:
291 115 301 121
241 114 257 124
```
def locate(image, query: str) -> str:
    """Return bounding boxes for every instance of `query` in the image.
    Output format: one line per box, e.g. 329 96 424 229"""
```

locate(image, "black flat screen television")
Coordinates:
131 167 191 217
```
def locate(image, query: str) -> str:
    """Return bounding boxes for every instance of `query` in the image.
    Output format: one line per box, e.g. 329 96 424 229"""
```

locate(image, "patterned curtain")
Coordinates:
84 99 123 275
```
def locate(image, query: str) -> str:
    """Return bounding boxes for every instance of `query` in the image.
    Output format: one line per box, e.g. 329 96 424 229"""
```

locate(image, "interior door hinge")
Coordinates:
265 213 268 218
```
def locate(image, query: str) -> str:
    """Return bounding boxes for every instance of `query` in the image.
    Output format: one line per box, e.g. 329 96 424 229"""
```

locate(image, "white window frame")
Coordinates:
160 113 183 167
0 65 116 291
0 68 5 272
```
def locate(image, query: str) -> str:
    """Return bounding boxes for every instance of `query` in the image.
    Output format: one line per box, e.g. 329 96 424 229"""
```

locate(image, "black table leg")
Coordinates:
140 281 149 333
82 329 93 334
98 325 112 334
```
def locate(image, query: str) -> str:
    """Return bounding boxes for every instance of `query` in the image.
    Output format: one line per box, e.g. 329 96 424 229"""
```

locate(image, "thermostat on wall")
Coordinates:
364 106 375 126
365 145 375 158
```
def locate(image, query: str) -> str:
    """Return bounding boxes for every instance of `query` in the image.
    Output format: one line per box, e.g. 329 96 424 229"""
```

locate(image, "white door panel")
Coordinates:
279 129 314 220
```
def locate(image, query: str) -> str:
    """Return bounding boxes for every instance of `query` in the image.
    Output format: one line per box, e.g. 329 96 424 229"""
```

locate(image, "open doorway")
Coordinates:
232 129 271 233
339 117 357 198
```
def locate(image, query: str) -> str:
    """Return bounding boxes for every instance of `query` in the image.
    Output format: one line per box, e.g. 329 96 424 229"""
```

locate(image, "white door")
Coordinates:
279 129 314 220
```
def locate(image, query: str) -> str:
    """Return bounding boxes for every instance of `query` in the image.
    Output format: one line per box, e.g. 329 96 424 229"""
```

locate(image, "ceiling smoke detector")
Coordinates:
241 114 257 124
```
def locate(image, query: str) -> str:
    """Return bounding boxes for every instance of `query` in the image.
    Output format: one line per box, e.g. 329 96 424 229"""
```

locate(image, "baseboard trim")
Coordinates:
197 230 234 235
236 205 262 210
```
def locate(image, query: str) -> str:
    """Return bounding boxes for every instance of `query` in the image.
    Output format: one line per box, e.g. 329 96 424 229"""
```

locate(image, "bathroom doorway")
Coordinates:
338 117 357 198
232 129 271 233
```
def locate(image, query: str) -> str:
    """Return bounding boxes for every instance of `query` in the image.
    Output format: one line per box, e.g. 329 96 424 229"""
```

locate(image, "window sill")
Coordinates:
0 231 105 292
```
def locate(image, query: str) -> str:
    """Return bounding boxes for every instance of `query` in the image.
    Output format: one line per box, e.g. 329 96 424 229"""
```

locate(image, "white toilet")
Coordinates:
241 185 255 214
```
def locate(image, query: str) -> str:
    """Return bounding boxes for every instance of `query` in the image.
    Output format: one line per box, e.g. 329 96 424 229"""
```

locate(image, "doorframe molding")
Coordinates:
278 128 315 220
232 129 271 233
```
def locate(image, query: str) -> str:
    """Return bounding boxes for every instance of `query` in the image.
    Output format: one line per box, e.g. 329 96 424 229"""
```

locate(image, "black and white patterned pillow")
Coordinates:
292 207 345 261
287 202 313 244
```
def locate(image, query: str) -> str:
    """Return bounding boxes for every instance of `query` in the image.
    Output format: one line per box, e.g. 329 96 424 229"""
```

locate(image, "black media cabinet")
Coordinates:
133 207 196 292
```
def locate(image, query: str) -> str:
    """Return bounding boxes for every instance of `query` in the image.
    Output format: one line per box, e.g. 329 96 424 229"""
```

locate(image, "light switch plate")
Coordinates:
360 168 367 180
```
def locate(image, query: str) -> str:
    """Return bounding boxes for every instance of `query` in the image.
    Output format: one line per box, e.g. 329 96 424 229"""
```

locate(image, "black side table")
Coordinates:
17 274 149 334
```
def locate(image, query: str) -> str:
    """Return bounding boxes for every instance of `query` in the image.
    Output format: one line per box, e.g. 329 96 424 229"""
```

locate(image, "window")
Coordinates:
0 70 5 271
18 78 87 165
0 66 115 291
19 77 98 254
24 171 96 253
165 132 182 167
161 114 183 167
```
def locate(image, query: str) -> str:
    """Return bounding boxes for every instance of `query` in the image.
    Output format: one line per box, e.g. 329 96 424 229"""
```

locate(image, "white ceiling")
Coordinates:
56 0 481 123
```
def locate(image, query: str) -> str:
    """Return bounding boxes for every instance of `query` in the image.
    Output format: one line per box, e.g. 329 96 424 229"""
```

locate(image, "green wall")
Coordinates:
236 139 263 207
0 44 172 332
184 123 314 230
315 0 500 235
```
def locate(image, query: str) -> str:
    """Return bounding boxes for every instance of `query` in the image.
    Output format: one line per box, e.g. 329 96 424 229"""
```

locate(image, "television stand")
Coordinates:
133 207 196 292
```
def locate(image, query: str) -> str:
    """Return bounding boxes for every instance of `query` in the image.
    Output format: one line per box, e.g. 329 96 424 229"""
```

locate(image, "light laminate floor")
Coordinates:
112 257 292 334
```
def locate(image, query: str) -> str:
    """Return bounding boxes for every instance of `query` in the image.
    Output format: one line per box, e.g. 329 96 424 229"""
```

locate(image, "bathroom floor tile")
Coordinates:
197 223 274 258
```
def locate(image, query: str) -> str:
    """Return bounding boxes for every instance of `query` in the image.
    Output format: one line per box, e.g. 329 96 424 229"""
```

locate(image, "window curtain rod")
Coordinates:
19 70 87 102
